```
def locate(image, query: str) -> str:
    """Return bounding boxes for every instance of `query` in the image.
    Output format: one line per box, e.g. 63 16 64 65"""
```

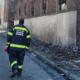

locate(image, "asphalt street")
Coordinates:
0 30 53 80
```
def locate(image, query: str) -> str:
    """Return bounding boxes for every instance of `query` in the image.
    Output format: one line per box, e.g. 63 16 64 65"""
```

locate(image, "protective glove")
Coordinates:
5 46 10 53
5 46 8 52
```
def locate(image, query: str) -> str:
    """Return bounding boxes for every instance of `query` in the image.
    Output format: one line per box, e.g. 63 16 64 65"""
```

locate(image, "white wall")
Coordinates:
14 11 77 47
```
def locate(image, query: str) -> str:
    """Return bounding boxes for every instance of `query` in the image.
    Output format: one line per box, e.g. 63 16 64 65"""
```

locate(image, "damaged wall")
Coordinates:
14 11 77 47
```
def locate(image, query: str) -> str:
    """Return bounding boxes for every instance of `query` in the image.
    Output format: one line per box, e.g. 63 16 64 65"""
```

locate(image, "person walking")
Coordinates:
7 18 31 78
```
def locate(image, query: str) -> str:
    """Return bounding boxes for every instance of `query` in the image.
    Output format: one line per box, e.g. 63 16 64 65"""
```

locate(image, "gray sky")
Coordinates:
0 0 4 4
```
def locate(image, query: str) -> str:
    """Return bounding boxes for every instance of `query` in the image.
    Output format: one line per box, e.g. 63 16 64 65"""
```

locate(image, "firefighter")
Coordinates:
7 18 31 78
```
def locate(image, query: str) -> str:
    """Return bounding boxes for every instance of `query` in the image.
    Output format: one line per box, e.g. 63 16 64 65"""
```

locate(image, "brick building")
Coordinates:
0 3 4 25
3 0 80 51
4 0 77 21
4 0 16 28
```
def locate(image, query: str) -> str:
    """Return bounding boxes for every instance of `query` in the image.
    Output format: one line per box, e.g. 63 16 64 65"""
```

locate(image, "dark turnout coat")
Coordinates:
7 24 31 51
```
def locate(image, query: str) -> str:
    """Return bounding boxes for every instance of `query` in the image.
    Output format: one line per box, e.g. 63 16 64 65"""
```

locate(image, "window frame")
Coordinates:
57 0 69 13
41 0 48 15
30 0 35 17
24 2 27 18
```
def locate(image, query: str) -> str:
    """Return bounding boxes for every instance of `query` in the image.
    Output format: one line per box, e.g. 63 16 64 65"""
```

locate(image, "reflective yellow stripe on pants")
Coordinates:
10 44 29 49
11 61 17 68
18 65 23 69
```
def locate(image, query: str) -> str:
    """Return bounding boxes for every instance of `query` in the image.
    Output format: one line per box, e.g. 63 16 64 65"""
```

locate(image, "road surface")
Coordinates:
0 30 53 80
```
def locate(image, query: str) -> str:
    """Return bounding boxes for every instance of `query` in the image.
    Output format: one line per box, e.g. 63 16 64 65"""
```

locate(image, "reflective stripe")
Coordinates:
11 61 17 67
7 42 10 45
8 32 13 36
26 46 29 49
18 65 23 69
13 27 28 32
10 44 26 48
26 35 31 38
10 43 29 49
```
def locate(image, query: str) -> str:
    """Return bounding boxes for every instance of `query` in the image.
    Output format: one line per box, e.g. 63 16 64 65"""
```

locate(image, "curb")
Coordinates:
33 50 80 80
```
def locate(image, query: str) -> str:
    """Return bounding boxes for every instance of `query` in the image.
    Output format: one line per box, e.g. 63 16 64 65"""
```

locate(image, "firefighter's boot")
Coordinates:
17 69 22 77
11 69 18 78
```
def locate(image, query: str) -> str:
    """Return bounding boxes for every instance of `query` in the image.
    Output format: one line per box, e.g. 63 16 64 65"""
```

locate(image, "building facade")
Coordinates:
4 0 16 28
4 0 77 21
4 0 80 51
0 3 4 25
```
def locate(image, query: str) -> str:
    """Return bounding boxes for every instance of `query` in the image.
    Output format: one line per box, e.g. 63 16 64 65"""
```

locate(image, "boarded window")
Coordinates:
41 0 48 15
59 0 67 11
19 8 21 17
31 0 35 17
15 10 17 19
24 3 27 17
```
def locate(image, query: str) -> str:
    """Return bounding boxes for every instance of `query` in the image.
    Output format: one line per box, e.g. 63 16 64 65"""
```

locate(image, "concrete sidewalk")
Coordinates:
0 32 53 80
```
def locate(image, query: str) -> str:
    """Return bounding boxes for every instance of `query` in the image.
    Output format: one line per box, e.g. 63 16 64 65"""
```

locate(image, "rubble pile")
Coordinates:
30 38 79 61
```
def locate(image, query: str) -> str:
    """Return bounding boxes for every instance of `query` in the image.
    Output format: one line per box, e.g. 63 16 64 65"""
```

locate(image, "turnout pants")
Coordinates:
9 50 25 73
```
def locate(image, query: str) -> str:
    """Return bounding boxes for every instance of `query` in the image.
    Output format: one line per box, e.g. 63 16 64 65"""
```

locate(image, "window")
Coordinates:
31 0 35 17
24 3 27 17
41 0 48 15
14 1 18 20
15 9 17 19
19 8 21 17
59 0 67 11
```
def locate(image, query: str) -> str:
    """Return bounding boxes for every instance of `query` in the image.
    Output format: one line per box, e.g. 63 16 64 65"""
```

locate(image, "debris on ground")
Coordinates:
30 38 79 61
